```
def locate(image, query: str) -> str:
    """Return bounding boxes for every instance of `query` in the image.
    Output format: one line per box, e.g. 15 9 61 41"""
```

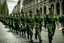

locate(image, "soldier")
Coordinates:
27 10 34 42
12 14 16 32
45 8 59 43
20 12 26 36
35 9 45 43
8 15 11 30
59 15 64 36
14 13 20 34
10 14 13 31
25 12 30 39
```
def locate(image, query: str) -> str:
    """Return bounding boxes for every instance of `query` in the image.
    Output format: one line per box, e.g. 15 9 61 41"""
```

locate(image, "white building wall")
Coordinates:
22 0 63 15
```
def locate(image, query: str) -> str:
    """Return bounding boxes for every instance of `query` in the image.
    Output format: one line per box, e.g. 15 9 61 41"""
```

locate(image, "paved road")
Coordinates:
0 22 29 43
0 22 64 43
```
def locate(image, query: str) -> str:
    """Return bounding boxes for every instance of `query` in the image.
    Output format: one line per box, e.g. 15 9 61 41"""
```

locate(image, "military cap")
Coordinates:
21 12 24 14
29 10 32 13
13 13 15 14
25 12 27 14
18 13 20 14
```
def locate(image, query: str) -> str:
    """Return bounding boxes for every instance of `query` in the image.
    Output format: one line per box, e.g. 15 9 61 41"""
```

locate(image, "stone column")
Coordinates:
60 3 62 15
54 3 56 14
46 2 49 14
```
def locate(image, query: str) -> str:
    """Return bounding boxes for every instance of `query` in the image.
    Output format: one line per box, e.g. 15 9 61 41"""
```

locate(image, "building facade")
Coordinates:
22 0 64 15
12 0 22 14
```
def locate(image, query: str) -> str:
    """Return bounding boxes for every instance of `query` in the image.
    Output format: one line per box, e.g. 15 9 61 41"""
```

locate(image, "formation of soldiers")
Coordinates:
0 7 64 43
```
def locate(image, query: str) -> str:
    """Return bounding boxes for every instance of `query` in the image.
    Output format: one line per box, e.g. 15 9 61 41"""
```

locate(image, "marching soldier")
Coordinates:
59 15 64 36
35 9 45 43
25 12 30 39
10 14 14 31
14 13 20 34
12 14 16 32
8 15 11 30
20 12 26 36
45 8 59 43
27 10 34 42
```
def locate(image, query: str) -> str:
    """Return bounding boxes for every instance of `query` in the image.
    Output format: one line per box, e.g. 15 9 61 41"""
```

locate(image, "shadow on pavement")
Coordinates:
25 40 39 43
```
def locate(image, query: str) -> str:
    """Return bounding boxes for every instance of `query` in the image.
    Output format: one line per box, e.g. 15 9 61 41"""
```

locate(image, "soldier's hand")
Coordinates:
44 27 46 29
57 26 60 29
42 24 44 27
34 25 36 29
21 24 22 26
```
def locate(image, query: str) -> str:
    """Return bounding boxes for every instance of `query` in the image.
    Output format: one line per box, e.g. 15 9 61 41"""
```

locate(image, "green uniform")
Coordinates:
20 15 26 36
45 14 59 43
59 15 64 35
12 15 16 32
8 16 11 29
10 15 13 29
27 11 34 42
59 15 64 27
35 14 45 43
14 15 20 33
10 15 14 30
25 13 30 39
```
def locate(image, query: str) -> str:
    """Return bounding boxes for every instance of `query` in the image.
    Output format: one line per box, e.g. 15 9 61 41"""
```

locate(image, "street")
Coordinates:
0 22 64 43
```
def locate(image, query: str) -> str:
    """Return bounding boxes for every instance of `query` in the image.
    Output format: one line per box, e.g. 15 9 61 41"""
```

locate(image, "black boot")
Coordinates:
35 33 37 39
30 40 33 43
49 39 52 43
27 35 29 39
30 35 33 43
23 32 26 37
39 39 42 43
16 30 18 34
20 31 21 36
22 31 23 36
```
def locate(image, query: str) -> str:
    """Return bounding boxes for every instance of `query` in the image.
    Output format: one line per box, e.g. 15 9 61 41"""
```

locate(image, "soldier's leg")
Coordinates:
22 29 24 36
19 29 21 36
23 29 26 37
23 29 25 35
35 28 38 39
30 34 33 43
48 35 53 43
52 26 56 36
48 26 53 43
37 29 42 43
62 25 64 36
16 26 18 34
30 28 33 42
27 31 29 39
26 26 30 39
22 29 25 36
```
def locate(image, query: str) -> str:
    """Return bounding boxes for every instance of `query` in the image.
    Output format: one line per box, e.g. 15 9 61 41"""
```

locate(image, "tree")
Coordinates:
0 0 1 14
2 0 9 15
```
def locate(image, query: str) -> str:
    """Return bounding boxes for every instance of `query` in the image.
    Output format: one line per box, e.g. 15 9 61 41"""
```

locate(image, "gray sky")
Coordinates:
7 0 22 14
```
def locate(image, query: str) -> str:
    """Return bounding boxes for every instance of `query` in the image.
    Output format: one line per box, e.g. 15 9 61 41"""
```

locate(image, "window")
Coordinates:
44 0 46 1
36 0 38 3
40 0 42 2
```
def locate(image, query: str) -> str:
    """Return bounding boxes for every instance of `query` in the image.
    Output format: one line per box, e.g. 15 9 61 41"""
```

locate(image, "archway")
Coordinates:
40 7 42 15
44 6 46 15
56 2 60 15
51 4 54 10
62 0 64 15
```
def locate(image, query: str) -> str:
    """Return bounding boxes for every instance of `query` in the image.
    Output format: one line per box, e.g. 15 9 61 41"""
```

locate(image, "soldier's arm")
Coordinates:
41 15 45 26
34 15 36 28
56 15 60 26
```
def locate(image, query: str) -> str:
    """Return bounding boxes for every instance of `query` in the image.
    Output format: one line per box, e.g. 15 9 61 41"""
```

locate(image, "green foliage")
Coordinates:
0 0 9 15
